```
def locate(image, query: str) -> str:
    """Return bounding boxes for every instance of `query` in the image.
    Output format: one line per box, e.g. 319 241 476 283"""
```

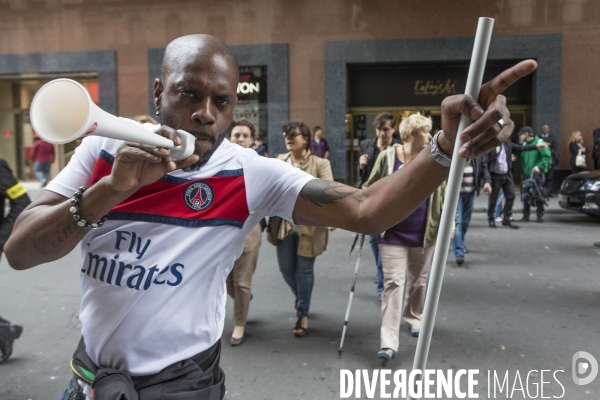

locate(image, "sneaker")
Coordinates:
536 217 544 223
377 349 397 360
494 217 502 223
410 327 420 337
456 256 465 266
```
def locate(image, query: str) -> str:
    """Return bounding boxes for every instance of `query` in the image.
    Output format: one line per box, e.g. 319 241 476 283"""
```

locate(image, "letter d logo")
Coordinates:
572 351 598 385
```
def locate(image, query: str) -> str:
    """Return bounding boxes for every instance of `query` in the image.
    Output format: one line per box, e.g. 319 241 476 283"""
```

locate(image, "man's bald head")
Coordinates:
161 34 239 83
153 34 240 172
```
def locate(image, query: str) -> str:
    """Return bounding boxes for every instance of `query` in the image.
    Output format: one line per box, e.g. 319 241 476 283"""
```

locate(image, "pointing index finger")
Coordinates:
479 60 538 104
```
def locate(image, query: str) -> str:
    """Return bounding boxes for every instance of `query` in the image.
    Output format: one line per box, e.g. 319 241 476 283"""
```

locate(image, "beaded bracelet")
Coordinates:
69 186 108 230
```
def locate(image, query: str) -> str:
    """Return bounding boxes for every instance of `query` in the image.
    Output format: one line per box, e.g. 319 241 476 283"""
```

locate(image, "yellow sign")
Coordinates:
414 79 457 96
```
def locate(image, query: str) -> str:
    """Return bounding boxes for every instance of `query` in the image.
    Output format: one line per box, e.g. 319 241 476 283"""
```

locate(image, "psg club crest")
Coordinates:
184 181 214 211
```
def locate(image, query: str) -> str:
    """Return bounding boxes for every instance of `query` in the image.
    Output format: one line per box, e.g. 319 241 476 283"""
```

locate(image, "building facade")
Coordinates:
0 0 599 184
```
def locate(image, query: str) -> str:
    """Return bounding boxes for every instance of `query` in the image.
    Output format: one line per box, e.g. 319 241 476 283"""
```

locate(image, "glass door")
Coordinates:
0 75 99 180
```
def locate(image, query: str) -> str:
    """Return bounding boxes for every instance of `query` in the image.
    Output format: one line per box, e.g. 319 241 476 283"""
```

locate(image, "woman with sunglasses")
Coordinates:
275 122 333 337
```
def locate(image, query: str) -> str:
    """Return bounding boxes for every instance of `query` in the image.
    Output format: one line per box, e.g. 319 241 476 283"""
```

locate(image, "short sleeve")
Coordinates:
243 155 314 221
45 136 102 198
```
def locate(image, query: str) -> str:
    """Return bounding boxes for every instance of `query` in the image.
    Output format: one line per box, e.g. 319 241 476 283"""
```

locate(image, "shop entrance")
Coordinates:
345 61 534 186
0 73 98 181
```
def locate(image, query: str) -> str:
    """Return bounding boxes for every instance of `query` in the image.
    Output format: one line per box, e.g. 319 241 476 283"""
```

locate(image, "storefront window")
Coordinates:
0 74 98 180
234 66 267 139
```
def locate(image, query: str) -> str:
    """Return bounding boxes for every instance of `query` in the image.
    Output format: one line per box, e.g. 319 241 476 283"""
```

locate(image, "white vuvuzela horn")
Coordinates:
30 78 195 161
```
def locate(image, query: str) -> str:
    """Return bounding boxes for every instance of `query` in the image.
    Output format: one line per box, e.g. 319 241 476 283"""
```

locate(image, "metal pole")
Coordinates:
338 233 365 358
407 17 495 400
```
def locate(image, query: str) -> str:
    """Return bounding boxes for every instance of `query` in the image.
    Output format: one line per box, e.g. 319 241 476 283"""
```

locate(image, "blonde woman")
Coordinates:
569 130 587 174
362 114 445 360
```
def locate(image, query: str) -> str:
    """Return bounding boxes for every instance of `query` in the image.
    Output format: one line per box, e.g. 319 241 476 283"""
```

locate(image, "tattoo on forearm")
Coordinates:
33 219 70 255
300 180 358 207
52 220 77 248
33 210 95 255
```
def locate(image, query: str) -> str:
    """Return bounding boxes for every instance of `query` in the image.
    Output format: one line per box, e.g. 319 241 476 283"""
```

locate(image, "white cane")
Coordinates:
338 233 365 358
406 17 495 400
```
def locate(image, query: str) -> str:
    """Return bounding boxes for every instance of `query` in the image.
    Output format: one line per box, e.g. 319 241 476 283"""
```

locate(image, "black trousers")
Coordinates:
487 173 515 222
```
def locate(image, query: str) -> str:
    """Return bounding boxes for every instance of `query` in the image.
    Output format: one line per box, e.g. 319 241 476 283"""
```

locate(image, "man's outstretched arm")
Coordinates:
293 60 538 234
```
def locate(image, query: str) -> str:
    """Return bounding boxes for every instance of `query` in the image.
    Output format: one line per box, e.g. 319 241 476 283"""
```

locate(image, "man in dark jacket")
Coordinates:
0 158 30 364
357 112 400 298
482 140 520 229
481 129 545 229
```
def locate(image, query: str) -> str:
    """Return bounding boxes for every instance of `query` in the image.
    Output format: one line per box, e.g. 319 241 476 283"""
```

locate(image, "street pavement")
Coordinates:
1 186 600 399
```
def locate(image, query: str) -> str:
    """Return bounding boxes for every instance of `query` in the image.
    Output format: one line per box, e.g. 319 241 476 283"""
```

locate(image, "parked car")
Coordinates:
558 170 600 217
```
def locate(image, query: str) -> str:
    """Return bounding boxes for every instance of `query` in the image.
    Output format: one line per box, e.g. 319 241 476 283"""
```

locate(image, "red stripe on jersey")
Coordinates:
88 154 250 226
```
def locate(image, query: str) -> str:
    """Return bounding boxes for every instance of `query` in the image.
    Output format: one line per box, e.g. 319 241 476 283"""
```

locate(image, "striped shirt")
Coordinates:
460 160 475 193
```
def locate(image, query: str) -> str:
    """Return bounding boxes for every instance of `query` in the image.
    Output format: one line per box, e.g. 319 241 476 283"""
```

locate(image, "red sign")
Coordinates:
3 130 13 138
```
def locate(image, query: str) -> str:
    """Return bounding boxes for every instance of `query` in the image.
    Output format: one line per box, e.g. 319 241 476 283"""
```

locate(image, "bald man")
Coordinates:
5 34 536 399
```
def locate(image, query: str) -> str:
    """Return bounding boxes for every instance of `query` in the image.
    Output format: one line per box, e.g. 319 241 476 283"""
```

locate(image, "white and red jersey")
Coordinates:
45 129 313 375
